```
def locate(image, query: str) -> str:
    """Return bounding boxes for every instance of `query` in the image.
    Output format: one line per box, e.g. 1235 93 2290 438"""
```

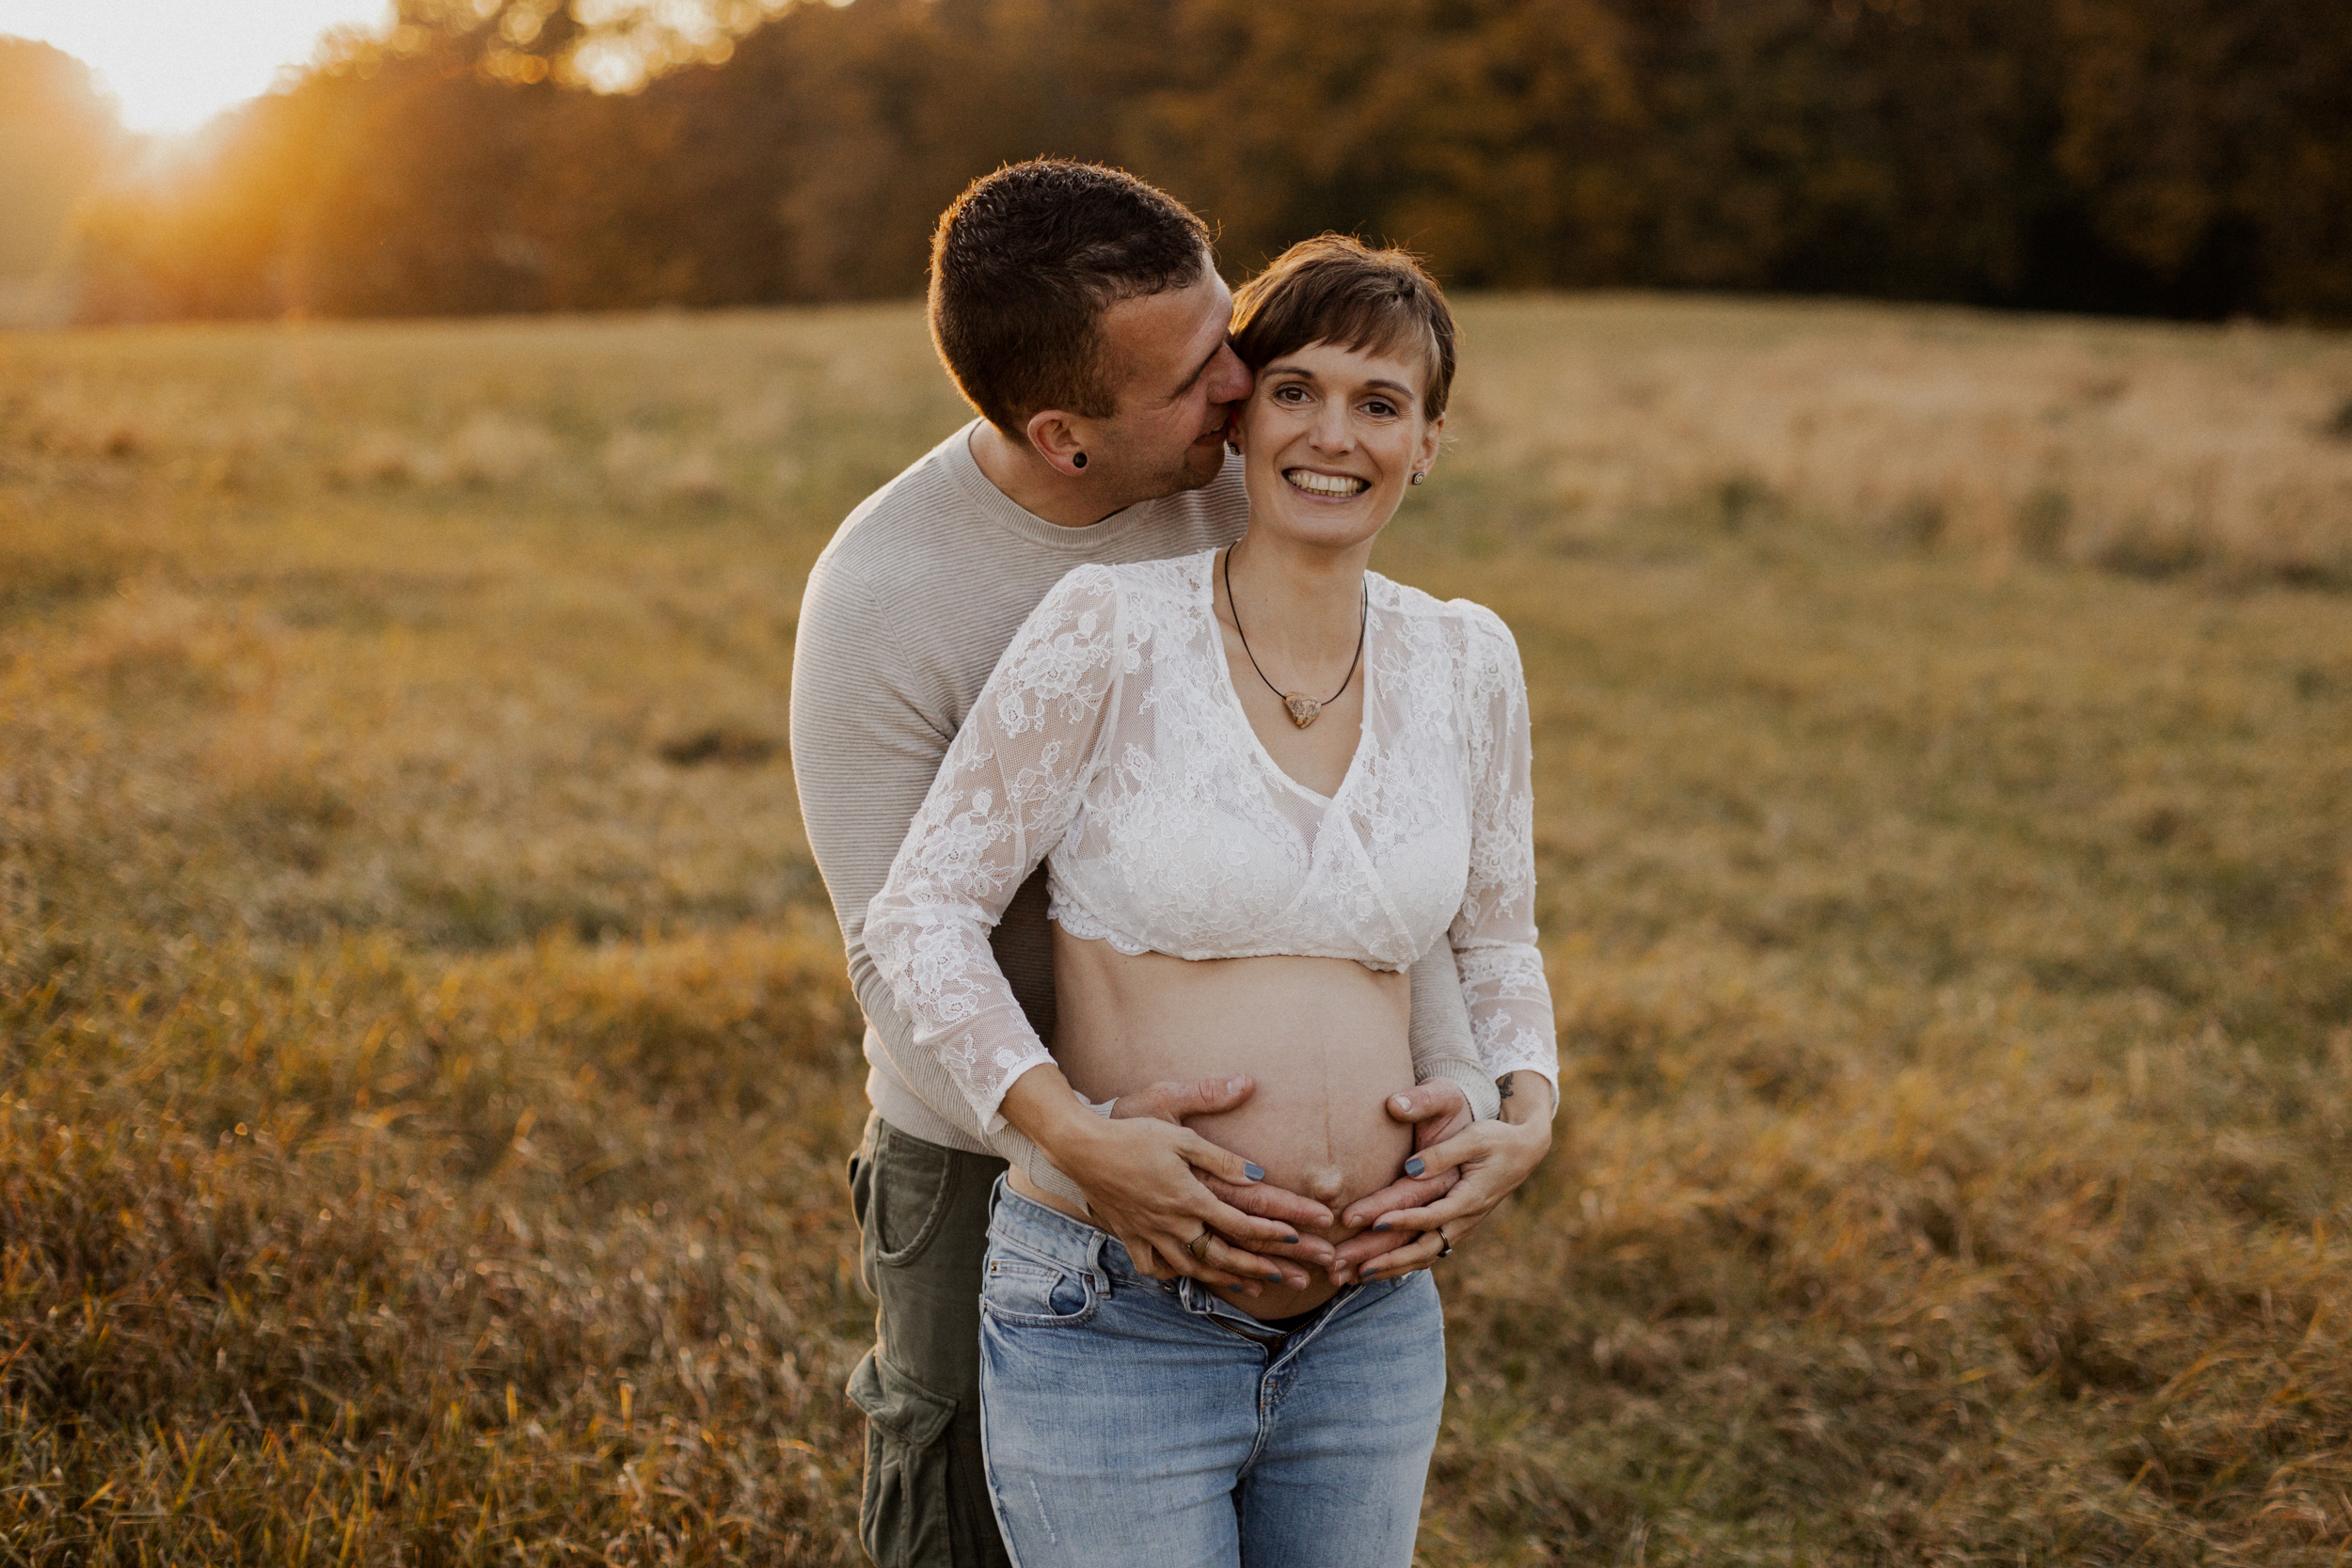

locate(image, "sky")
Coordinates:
1 1 395 135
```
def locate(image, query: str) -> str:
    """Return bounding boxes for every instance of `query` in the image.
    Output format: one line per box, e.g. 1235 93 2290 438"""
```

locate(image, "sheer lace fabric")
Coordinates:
865 550 1555 1132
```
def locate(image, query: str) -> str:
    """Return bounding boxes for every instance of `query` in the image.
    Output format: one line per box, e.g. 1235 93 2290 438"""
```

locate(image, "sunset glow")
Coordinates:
0 0 393 135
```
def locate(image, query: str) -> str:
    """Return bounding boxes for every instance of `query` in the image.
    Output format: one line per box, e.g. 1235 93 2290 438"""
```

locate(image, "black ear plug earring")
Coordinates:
1073 451 1088 469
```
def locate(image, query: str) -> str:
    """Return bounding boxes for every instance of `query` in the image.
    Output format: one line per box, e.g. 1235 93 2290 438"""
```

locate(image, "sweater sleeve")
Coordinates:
1450 608 1560 1101
863 566 1126 1132
789 546 1090 1200
1406 943 1503 1120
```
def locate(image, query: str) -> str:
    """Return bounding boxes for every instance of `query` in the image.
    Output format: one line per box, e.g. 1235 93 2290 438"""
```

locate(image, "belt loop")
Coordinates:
1084 1227 1109 1292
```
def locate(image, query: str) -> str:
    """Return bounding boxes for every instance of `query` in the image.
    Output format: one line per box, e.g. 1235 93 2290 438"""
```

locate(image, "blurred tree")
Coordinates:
54 0 2352 324
1627 0 2070 301
2058 0 2352 317
0 38 126 279
1123 0 1645 287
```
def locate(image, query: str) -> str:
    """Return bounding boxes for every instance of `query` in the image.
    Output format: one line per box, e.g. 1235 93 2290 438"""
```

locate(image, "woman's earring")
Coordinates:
1409 470 1426 485
1225 440 1241 457
1073 451 1088 469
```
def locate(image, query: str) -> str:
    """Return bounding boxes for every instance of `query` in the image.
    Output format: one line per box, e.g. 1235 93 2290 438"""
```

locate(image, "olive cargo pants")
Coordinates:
845 1117 1014 1568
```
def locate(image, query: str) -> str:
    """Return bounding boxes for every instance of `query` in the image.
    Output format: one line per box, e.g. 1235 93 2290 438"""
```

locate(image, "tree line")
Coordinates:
34 0 2352 325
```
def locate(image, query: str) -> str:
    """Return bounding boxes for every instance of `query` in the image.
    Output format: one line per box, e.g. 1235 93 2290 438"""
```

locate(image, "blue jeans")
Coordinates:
977 1180 1446 1568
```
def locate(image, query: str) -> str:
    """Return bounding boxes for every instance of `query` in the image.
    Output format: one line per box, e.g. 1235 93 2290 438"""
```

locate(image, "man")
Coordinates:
788 160 1556 1568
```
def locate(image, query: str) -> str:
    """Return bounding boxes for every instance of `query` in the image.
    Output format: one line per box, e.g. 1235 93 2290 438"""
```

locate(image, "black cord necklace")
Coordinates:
1222 546 1366 730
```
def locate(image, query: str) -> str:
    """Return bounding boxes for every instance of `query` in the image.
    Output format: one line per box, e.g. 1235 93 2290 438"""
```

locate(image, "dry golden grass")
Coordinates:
1455 295 2352 586
3 296 2348 1564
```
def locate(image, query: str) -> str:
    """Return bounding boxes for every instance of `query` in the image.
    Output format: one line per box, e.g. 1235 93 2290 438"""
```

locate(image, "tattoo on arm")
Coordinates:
1497 1073 1517 1101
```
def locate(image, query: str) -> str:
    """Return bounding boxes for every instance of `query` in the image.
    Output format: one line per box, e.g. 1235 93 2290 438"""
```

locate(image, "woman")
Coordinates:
865 236 1555 1565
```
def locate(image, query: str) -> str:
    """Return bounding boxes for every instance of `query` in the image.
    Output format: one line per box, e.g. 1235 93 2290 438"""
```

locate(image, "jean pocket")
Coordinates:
979 1251 1098 1326
847 1350 958 1567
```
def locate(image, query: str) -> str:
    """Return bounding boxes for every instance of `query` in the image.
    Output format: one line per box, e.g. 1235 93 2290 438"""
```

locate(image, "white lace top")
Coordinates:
865 549 1556 1133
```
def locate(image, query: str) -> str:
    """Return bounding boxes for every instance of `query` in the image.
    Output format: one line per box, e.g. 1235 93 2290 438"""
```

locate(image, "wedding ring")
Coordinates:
1184 1227 1213 1259
1437 1230 1454 1259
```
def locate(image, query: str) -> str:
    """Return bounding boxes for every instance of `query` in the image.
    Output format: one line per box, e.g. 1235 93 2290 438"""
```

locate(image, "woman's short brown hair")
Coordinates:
1228 236 1457 420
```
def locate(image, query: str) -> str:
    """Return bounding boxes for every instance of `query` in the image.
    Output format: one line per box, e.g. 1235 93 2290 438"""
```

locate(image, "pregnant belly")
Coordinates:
1044 927 1415 1319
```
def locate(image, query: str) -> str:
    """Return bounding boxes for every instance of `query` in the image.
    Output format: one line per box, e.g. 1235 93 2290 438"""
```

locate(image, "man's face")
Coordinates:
1081 261 1254 501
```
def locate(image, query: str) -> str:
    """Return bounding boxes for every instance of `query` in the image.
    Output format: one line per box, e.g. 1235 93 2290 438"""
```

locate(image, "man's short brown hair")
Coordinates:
929 161 1214 437
1229 235 1457 419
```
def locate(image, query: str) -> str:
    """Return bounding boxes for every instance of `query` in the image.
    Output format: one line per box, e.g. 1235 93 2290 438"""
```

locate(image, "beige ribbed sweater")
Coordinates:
789 422 1499 1202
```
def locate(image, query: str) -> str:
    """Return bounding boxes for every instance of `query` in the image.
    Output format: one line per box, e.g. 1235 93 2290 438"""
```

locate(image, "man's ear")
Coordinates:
1025 409 1091 477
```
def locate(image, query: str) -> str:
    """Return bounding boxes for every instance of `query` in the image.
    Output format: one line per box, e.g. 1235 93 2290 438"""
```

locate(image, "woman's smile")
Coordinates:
1283 467 1370 498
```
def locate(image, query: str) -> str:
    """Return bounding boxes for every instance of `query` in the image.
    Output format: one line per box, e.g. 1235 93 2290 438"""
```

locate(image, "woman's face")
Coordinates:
1235 337 1443 555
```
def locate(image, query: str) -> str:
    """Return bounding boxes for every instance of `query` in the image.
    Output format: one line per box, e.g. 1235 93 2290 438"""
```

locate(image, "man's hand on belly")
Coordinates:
1002 1065 1334 1291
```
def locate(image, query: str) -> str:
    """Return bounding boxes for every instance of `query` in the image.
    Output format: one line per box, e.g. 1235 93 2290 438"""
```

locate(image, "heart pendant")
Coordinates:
1283 693 1322 728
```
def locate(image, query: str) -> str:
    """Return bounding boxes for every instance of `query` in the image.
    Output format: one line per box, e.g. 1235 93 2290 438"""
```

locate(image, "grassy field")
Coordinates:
3 294 2349 1565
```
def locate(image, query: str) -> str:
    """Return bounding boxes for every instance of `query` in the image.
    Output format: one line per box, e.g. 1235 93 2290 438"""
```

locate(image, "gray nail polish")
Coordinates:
1284 1234 1300 1243
1243 1162 1265 1181
1374 1223 1391 1232
1405 1157 1425 1178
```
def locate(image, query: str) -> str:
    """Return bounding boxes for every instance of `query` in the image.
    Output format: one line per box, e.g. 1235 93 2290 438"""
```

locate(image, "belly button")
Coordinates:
1300 1164 1345 1206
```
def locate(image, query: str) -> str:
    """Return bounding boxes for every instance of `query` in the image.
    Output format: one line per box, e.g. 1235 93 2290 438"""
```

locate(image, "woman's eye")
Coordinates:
1362 399 1397 418
1274 384 1308 403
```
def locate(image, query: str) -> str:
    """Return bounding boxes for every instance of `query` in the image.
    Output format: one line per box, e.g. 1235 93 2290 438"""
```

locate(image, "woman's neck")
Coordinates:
1221 532 1371 686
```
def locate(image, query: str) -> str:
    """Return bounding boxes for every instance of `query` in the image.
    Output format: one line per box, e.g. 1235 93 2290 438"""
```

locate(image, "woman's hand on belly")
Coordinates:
1336 1073 1559 1283
1110 1075 1340 1277
1175 1061 1418 1317
1323 1080 1474 1283
1000 1063 1329 1292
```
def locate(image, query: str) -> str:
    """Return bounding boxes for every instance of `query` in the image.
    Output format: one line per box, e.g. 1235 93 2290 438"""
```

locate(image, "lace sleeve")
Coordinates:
864 566 1127 1132
1450 608 1559 1096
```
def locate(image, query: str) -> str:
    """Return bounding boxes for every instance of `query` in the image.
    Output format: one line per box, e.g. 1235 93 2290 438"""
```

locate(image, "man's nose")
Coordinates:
1208 341 1252 404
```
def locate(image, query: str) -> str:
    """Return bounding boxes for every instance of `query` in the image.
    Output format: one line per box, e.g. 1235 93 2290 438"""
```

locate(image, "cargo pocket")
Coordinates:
847 1349 959 1568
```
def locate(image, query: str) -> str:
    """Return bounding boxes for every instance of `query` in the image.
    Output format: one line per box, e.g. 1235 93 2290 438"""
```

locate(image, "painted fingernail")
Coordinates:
1405 1157 1425 1178
1243 1163 1265 1181
1283 1234 1300 1244
1267 1272 1283 1283
1374 1223 1391 1232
